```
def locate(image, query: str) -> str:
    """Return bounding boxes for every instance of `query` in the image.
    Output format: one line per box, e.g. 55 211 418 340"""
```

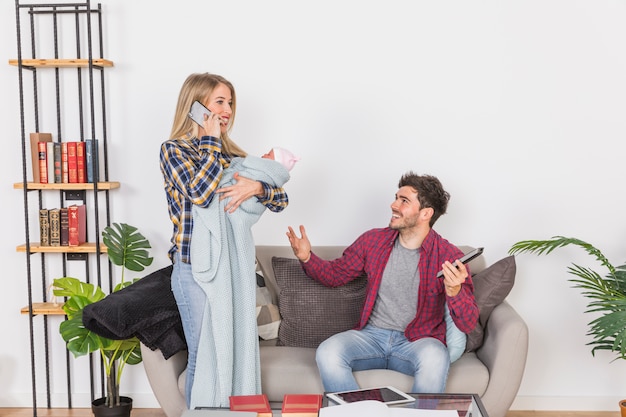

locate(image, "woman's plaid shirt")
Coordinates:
160 135 288 263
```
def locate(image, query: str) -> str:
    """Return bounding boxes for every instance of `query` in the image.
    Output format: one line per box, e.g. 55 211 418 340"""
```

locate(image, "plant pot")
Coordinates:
91 396 133 417
620 399 626 417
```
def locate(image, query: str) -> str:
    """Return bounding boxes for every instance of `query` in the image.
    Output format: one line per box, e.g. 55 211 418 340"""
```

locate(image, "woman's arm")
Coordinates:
159 136 224 208
217 172 288 213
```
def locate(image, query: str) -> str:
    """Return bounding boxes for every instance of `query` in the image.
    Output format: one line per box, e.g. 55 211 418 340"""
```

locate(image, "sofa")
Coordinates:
141 245 528 417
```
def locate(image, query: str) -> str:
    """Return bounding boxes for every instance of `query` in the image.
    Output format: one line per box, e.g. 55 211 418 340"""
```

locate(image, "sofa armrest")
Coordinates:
140 343 187 417
475 300 529 417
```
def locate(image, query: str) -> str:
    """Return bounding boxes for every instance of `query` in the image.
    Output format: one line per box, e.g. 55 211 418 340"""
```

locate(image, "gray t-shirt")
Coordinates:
368 239 420 331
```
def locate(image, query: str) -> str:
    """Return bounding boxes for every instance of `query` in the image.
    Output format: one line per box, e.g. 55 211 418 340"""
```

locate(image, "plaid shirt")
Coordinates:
302 227 478 344
160 135 288 263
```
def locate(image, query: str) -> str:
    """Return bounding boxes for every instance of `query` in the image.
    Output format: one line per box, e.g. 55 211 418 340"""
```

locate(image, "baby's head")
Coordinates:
262 147 300 171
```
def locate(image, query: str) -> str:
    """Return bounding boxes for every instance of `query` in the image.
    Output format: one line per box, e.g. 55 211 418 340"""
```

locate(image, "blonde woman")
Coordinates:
159 73 288 407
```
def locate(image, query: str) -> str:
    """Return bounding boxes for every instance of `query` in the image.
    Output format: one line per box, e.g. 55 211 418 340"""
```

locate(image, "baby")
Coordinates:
260 147 300 172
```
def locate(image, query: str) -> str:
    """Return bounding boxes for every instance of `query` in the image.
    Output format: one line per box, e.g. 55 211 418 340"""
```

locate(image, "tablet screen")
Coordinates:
332 387 414 405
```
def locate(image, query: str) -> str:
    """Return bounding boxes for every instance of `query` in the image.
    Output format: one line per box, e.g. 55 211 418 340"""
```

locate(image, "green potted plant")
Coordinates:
509 236 626 416
53 223 153 416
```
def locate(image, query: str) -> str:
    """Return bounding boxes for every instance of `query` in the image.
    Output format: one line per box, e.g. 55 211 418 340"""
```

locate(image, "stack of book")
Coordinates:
39 204 85 246
30 132 99 184
226 393 323 416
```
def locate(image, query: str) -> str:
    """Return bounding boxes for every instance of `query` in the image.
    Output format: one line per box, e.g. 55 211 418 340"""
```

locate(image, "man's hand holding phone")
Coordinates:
440 260 468 297
438 247 484 297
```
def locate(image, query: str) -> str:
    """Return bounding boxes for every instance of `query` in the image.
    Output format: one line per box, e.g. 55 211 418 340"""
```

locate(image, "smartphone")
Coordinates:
188 100 211 126
436 247 484 278
326 386 415 406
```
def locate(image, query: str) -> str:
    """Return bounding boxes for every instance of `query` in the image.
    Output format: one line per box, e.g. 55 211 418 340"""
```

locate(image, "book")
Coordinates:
39 209 50 246
61 142 69 183
29 132 52 183
85 138 99 183
53 142 62 183
319 400 457 417
282 394 323 417
67 204 86 246
46 142 55 184
60 207 69 246
76 141 86 183
49 208 61 246
67 141 78 183
229 394 272 417
182 411 256 416
37 141 48 184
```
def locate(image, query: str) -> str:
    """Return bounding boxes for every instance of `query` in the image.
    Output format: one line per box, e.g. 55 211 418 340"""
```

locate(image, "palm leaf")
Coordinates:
102 223 153 274
509 236 626 361
59 312 103 357
53 278 105 319
509 236 616 275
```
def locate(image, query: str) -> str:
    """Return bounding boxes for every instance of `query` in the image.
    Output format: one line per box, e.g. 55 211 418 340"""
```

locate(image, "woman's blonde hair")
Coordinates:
169 73 247 157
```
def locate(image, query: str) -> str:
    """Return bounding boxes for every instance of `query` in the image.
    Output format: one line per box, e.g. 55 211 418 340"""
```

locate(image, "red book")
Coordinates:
67 141 78 183
67 204 86 246
37 141 49 184
61 142 69 183
281 394 323 417
76 141 86 183
229 394 272 417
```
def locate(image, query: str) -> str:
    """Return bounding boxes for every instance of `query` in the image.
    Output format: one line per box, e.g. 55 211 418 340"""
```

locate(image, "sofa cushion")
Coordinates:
256 283 281 340
466 255 516 351
272 256 367 348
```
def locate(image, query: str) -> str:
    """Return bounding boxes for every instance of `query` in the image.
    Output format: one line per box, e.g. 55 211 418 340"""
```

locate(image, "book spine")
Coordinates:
60 207 69 246
38 142 48 184
85 139 99 183
30 133 52 183
76 141 86 183
39 209 49 246
46 142 55 184
49 208 61 246
68 204 86 246
67 141 78 184
53 143 62 183
61 142 69 183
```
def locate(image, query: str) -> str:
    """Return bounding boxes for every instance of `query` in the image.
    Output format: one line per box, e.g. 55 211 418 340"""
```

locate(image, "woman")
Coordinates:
159 73 288 407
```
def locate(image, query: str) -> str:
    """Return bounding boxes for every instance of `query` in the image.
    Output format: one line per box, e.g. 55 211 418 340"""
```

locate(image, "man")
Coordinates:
286 172 479 393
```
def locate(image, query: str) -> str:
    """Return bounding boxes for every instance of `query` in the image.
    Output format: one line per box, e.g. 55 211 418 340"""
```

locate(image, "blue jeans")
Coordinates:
315 324 450 393
170 253 206 407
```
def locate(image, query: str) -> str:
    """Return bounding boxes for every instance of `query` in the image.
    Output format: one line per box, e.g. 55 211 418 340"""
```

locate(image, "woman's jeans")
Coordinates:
170 254 206 407
315 324 450 393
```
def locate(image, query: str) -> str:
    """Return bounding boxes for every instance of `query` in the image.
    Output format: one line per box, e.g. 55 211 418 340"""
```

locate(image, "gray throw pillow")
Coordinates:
272 256 367 348
465 255 516 351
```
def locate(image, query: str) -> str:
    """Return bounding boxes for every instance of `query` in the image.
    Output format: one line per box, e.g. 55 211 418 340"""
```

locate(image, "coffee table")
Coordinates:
323 393 489 417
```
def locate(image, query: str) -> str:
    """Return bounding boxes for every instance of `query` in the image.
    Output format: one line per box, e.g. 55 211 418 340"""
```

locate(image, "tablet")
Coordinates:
326 386 415 406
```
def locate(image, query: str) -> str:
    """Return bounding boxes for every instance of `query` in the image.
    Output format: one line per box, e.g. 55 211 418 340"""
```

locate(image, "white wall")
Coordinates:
2 0 626 411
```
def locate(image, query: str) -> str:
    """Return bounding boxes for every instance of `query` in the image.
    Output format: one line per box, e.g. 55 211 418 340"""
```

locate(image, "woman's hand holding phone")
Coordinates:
200 112 222 138
189 100 222 138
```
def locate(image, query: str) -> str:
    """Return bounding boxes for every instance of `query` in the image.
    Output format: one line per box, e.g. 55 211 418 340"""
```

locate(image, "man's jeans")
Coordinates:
170 254 206 407
315 324 450 393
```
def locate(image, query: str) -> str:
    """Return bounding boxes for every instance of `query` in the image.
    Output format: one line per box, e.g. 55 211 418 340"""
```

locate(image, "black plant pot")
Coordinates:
91 396 133 417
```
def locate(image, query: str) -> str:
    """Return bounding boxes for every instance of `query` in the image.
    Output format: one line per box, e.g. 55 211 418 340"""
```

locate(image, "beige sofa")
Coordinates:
141 245 528 417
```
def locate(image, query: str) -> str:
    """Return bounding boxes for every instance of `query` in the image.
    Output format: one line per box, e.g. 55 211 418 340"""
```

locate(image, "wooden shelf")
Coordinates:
14 181 120 190
8 58 114 68
16 242 107 254
21 302 65 316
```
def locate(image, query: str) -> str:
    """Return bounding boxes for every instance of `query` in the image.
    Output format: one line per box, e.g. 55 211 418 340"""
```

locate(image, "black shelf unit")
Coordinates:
11 1 116 415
